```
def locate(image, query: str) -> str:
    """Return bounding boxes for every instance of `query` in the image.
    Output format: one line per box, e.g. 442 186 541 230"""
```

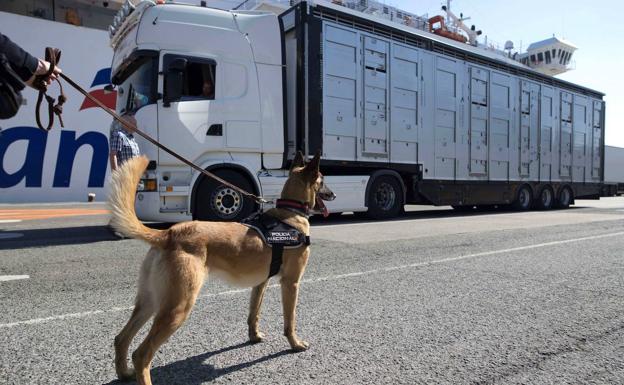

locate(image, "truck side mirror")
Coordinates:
163 58 187 107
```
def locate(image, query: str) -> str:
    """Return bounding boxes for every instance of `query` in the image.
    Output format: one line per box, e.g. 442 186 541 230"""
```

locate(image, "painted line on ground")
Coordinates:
0 209 110 221
0 220 22 224
1 230 623 329
0 275 30 282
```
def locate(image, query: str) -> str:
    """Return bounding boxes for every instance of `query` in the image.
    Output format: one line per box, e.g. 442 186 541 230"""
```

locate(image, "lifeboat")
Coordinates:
428 15 467 43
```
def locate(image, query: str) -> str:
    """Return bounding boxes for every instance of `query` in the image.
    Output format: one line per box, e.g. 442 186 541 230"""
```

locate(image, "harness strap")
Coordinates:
269 244 283 278
34 47 66 131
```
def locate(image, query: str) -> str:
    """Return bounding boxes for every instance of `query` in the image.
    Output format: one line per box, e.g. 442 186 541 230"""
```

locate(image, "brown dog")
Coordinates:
109 151 335 385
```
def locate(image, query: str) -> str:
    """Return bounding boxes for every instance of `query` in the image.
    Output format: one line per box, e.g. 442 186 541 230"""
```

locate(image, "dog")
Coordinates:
109 151 335 385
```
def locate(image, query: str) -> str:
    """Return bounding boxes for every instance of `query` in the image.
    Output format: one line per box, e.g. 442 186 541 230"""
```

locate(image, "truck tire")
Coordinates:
194 170 257 221
366 175 403 219
512 185 532 211
556 186 573 209
536 186 554 210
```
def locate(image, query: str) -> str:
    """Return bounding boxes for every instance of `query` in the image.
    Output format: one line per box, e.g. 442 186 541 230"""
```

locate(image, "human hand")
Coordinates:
26 59 62 88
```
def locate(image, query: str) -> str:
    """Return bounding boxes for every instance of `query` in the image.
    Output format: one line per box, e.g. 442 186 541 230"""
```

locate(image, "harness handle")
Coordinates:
34 47 66 131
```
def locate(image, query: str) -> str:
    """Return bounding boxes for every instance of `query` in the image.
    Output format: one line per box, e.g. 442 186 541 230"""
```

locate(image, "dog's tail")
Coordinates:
108 156 167 247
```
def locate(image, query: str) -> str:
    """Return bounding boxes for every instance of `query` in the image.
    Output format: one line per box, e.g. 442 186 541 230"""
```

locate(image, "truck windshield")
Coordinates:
115 55 157 114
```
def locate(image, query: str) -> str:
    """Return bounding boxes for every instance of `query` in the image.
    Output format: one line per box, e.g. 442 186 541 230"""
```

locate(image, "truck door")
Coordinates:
158 53 221 165
540 86 554 181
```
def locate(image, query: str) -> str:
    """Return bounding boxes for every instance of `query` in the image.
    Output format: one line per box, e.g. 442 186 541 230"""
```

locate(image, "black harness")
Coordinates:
241 199 311 278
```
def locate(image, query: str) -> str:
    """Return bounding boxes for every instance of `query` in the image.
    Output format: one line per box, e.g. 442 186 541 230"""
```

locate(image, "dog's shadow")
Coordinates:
102 341 292 385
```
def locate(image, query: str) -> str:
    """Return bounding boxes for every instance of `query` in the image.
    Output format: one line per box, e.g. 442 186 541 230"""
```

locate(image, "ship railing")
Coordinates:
234 0 430 33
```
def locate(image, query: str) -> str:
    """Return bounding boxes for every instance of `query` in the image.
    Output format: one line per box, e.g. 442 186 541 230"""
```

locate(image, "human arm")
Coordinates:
109 124 121 171
0 33 62 87
110 152 119 171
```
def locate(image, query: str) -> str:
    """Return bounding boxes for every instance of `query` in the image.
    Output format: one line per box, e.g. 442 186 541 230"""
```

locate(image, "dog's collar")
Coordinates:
275 199 310 216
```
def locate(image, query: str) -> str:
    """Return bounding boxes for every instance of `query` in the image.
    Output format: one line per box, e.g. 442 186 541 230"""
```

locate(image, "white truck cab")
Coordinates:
110 2 292 221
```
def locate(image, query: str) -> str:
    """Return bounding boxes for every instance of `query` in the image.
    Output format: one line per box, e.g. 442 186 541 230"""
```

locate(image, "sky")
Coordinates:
390 0 624 147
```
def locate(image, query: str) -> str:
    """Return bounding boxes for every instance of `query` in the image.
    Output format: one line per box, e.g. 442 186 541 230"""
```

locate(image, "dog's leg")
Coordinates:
247 280 269 343
114 296 154 381
280 275 308 351
280 249 310 352
132 257 205 385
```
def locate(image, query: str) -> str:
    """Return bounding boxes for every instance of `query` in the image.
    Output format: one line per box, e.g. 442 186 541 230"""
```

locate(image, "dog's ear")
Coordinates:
290 151 305 172
304 150 321 180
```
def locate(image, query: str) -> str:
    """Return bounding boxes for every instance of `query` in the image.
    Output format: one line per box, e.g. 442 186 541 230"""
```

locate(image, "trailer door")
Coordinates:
520 81 539 179
489 72 512 181
322 23 359 161
435 56 460 180
559 91 573 179
573 95 589 182
468 66 488 178
362 36 389 158
540 86 555 181
591 100 603 181
389 43 419 164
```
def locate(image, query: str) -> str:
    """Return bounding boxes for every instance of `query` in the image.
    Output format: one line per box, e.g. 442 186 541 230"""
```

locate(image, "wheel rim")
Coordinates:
518 188 530 208
210 186 242 219
541 189 553 207
374 182 396 211
560 189 571 205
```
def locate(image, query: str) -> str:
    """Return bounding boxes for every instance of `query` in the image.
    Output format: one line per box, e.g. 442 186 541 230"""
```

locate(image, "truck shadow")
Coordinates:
1 207 583 249
101 341 291 385
0 223 171 250
309 206 582 226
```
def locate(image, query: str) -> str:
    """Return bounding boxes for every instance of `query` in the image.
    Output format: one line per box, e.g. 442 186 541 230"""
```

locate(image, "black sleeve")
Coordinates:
0 33 38 82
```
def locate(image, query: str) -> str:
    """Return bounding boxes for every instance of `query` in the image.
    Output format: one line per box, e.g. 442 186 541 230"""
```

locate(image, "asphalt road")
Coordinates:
2 199 624 384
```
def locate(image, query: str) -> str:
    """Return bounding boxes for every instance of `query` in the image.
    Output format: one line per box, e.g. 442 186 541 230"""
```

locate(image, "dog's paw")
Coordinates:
116 367 136 381
290 340 309 352
249 331 265 343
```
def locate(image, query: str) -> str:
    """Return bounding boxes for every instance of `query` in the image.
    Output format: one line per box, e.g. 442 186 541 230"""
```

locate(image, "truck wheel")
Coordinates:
556 186 573 209
536 186 554 210
366 175 403 219
194 170 257 221
512 185 532 211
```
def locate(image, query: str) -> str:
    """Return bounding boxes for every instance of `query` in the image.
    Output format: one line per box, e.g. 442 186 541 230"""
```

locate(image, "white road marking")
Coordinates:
0 275 30 282
1 230 623 329
0 220 22 224
0 233 24 240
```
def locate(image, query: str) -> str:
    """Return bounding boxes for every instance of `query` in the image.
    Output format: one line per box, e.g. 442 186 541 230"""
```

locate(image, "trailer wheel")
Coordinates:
366 175 403 219
194 170 257 221
512 185 532 211
536 186 554 210
556 186 573 209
